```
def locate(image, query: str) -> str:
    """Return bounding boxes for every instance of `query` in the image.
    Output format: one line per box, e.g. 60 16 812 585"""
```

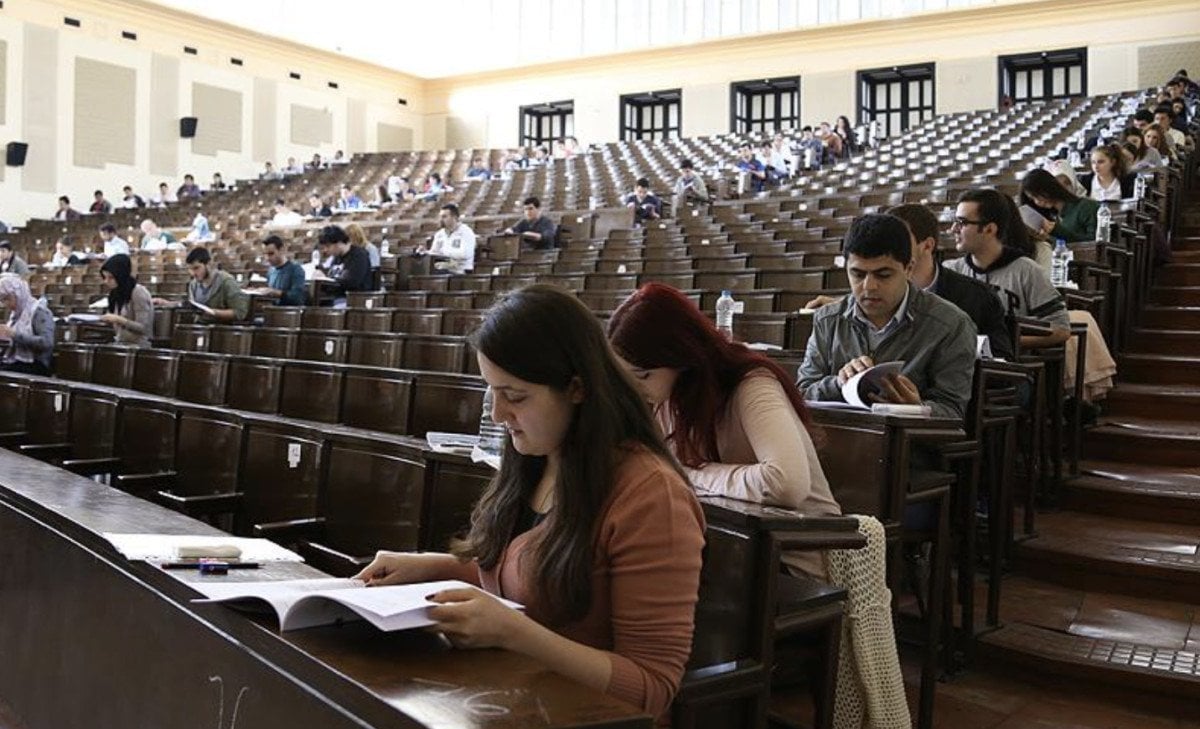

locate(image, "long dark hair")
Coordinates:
607 283 818 466
100 254 137 313
453 284 682 625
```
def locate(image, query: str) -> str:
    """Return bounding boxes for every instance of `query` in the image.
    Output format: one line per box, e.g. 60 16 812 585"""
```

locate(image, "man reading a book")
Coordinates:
797 213 977 420
184 247 249 323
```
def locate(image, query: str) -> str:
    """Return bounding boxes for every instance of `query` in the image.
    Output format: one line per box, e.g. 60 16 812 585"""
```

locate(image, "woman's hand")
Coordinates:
353 550 461 587
0 324 13 339
99 313 126 326
427 586 529 651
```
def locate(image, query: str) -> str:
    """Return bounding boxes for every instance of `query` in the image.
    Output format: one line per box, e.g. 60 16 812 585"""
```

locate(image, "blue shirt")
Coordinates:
268 260 307 306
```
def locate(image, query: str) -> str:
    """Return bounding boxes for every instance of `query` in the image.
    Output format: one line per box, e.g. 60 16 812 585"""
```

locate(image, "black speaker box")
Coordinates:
180 117 198 138
6 142 28 166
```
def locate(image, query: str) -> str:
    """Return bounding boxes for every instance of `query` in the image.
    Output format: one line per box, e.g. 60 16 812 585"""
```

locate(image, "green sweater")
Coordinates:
189 269 249 321
1050 197 1100 243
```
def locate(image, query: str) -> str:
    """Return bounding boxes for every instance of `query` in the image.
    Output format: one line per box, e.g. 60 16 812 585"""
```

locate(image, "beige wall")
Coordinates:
426 0 1200 147
0 0 424 225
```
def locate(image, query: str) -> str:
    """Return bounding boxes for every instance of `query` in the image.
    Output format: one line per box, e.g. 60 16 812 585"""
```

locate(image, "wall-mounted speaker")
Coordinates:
6 142 28 167
180 117 198 138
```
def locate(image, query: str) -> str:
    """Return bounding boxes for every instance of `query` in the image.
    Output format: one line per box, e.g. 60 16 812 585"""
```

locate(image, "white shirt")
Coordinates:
1089 175 1123 202
104 237 130 257
429 223 477 273
271 210 304 226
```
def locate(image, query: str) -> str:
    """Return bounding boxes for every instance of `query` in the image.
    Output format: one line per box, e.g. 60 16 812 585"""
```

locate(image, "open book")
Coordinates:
186 299 216 317
65 313 104 323
808 361 932 417
1018 204 1049 232
191 578 520 632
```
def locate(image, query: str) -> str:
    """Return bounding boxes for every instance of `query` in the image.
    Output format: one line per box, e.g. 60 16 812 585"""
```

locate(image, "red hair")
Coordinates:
607 283 816 467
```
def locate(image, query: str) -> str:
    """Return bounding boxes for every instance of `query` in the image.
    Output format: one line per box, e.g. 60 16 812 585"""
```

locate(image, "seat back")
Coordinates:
65 388 119 460
116 397 177 474
409 373 485 437
237 422 324 532
302 308 347 331
321 435 427 556
175 405 243 496
400 335 467 374
171 324 212 352
262 306 304 329
347 332 404 368
810 412 891 517
91 346 136 389
295 330 350 364
132 349 180 397
250 328 298 359
25 382 71 445
176 352 228 405
209 326 255 356
54 344 94 382
280 362 344 424
341 366 414 435
421 452 491 551
0 379 28 433
226 357 282 414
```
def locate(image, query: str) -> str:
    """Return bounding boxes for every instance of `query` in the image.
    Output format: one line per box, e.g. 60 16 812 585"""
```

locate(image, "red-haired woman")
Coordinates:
608 283 840 576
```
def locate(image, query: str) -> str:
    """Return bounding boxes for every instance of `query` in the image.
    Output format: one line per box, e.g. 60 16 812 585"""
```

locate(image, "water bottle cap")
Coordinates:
721 290 731 297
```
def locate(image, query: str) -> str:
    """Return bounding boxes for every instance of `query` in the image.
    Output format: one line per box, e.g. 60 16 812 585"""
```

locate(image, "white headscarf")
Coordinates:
1043 158 1087 197
0 273 42 363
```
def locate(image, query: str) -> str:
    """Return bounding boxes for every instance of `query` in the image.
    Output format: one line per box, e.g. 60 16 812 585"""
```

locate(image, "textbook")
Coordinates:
1018 204 1049 232
807 361 931 417
186 299 217 317
191 578 521 632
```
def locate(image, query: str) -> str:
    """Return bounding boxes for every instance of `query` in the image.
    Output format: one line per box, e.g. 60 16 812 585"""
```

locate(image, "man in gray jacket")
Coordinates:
797 213 978 421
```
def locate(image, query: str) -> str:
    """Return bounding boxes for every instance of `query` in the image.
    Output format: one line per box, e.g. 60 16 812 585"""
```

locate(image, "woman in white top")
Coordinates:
1077 143 1135 201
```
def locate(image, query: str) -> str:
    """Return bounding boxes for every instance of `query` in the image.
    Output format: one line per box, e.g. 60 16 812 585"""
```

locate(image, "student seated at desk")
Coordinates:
48 236 87 268
99 254 154 348
415 203 476 274
356 284 705 724
315 225 373 293
797 213 978 421
607 282 840 577
0 274 54 375
503 196 557 250
154 247 248 323
245 235 306 306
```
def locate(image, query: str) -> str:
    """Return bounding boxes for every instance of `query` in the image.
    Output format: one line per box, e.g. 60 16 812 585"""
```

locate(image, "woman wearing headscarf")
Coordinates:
0 274 54 374
99 254 154 348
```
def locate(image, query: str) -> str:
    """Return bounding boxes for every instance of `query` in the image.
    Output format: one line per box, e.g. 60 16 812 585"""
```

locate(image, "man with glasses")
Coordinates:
943 189 1070 349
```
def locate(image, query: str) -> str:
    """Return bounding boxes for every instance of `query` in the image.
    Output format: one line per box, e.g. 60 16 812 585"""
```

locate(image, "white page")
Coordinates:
88 296 109 310
1018 204 1049 231
188 299 216 317
840 361 905 409
65 313 104 323
104 533 303 563
425 431 479 453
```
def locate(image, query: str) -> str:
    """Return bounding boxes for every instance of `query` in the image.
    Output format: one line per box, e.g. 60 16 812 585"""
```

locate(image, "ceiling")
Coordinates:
147 0 1003 79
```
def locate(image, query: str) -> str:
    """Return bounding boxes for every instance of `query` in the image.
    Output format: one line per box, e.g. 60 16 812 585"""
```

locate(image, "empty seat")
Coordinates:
348 332 404 368
226 357 282 414
401 335 467 374
410 372 485 436
280 362 344 424
209 326 255 356
251 328 298 359
176 352 228 405
346 308 396 333
341 366 414 435
54 344 94 382
91 346 137 389
262 306 304 328
132 348 181 397
295 330 351 364
302 308 347 331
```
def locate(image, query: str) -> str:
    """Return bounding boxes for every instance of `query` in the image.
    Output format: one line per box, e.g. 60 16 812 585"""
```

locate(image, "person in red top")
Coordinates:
356 284 705 723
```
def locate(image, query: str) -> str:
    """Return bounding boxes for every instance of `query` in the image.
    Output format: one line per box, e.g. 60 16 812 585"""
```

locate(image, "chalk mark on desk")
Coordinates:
409 677 546 721
209 675 250 729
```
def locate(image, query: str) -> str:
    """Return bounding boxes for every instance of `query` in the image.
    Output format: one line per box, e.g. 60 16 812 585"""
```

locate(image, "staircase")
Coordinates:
979 188 1200 708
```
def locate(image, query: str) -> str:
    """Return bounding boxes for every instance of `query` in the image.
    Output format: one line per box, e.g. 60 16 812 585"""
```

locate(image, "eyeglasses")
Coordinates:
951 217 986 228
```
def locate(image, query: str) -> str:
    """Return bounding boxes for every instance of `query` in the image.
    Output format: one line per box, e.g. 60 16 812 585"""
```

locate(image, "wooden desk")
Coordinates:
0 448 649 729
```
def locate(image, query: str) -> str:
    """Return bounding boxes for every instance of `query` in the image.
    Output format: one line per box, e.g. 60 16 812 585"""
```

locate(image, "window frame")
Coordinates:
518 100 574 148
856 62 936 139
619 89 682 142
997 48 1087 104
729 76 801 134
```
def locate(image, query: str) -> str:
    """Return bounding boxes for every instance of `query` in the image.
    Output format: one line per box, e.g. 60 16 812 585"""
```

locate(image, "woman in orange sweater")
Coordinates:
356 284 705 723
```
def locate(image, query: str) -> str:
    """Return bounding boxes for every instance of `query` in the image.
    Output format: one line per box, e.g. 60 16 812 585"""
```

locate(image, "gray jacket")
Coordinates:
796 283 978 421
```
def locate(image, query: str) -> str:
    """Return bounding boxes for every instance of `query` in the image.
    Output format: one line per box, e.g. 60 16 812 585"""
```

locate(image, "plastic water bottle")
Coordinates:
477 387 507 460
1068 149 1081 168
715 290 736 339
380 239 390 257
1096 204 1111 243
1133 175 1146 201
310 249 321 265
1051 239 1070 288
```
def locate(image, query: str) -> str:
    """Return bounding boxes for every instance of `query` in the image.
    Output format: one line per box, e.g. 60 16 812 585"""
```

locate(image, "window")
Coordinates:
620 89 681 142
857 63 935 139
519 100 574 148
998 48 1086 104
730 77 800 134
